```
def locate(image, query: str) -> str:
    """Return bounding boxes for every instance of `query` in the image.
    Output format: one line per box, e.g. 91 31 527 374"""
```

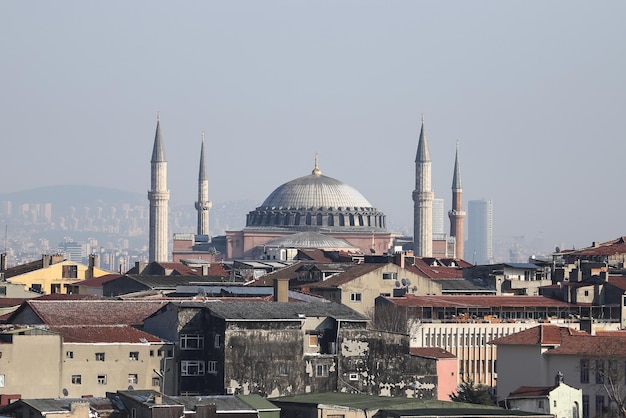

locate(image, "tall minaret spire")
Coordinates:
148 113 170 262
448 141 466 259
412 114 434 257
195 131 212 236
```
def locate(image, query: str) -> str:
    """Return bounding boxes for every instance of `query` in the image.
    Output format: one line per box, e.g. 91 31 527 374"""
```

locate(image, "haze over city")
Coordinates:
1 1 624 255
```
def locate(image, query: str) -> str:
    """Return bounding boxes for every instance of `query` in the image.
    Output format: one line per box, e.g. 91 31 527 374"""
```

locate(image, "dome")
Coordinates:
261 173 373 210
264 231 358 249
245 157 387 232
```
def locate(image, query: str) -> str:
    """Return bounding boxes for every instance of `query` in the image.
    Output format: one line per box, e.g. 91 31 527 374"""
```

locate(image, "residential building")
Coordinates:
466 199 493 265
1 254 109 295
142 298 441 398
463 263 552 295
505 377 582 418
492 324 626 418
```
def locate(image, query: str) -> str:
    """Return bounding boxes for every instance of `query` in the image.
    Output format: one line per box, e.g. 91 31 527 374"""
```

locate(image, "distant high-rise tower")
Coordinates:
432 198 445 237
412 115 434 257
148 114 170 262
195 132 212 236
466 199 493 265
448 142 466 259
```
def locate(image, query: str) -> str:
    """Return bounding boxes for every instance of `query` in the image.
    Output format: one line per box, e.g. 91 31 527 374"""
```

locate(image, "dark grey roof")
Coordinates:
433 279 494 293
504 263 540 269
173 300 368 322
415 117 431 163
175 396 255 412
123 275 228 289
11 398 115 413
151 119 166 162
264 232 357 249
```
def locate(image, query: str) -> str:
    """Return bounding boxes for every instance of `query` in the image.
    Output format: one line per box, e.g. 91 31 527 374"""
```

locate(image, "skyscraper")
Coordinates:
448 142 466 259
412 115 434 257
432 198 445 237
195 132 212 236
148 114 170 262
466 199 493 265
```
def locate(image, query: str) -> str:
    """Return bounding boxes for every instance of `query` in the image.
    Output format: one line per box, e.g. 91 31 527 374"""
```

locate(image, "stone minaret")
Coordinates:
195 132 212 236
412 115 433 257
448 141 466 259
148 114 170 262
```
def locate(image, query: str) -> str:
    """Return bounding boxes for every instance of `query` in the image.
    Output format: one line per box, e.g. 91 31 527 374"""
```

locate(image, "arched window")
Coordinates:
349 214 355 226
358 215 364 226
317 213 323 225
306 214 312 225
328 214 334 226
339 214 345 226
284 213 291 225
295 213 301 225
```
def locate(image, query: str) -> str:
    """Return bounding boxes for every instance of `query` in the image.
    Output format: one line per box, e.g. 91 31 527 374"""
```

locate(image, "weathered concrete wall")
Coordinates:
338 329 437 398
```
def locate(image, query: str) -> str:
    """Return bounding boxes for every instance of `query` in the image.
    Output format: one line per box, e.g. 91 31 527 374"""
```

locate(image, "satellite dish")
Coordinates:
395 281 401 288
128 385 134 390
555 246 561 253
62 388 69 397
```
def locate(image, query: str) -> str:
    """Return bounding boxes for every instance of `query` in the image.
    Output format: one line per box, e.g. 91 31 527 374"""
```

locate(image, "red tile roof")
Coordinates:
410 347 457 359
49 325 165 343
296 249 336 263
13 300 168 326
507 385 556 399
561 236 626 257
157 262 228 276
74 274 124 288
408 258 467 279
304 264 384 289
492 324 626 356
607 275 626 291
387 295 576 308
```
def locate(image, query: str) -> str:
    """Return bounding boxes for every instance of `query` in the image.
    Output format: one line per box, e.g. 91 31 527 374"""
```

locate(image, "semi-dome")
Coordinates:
264 231 358 249
245 157 387 232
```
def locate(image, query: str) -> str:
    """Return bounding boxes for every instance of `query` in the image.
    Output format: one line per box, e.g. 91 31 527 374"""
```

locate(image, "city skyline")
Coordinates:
1 2 625 253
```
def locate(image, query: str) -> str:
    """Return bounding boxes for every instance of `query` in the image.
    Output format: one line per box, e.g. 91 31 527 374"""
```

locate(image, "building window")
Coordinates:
150 350 155 357
62 265 78 279
279 364 289 376
316 364 329 377
207 361 218 374
66 351 74 359
595 395 605 415
596 360 605 384
97 374 107 385
580 359 589 383
131 409 137 418
95 352 105 361
308 335 318 347
0 374 4 388
129 351 139 361
350 293 362 302
71 375 82 385
152 377 160 387
180 334 204 350
51 284 61 294
0 287 6 296
582 395 589 418
382 272 397 280
538 400 544 409
181 361 205 376
128 374 138 385
214 335 222 349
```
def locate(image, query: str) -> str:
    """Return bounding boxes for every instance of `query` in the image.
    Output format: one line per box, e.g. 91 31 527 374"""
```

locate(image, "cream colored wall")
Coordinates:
7 261 109 294
0 333 62 398
341 264 442 316
61 342 169 397
496 345 548 401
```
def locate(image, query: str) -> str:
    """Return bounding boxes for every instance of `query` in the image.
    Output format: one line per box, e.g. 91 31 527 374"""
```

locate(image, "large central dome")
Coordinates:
245 158 386 232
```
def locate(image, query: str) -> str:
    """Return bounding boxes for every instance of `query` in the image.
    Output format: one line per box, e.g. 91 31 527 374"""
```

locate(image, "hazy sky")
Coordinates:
1 1 625 253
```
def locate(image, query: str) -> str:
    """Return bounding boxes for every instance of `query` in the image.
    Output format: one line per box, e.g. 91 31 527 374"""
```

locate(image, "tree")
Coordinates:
450 378 495 405
584 356 626 417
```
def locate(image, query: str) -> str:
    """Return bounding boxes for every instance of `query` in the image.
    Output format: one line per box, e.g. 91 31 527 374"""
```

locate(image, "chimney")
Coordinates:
0 253 6 273
555 371 564 386
153 394 162 405
273 277 289 302
580 318 595 335
87 254 99 279
135 261 148 274
202 264 209 276
42 254 51 268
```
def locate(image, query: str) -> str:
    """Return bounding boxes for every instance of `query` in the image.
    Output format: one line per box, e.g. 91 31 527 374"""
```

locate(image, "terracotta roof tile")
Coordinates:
74 274 124 288
49 325 165 343
408 258 467 279
507 385 557 399
490 325 583 346
13 300 168 326
410 347 457 359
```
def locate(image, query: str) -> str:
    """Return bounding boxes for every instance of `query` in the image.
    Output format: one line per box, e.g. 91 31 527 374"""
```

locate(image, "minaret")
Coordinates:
195 131 212 236
448 141 466 259
148 113 170 262
412 115 434 257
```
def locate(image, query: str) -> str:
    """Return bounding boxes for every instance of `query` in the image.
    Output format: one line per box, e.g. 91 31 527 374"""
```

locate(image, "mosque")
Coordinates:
147 115 465 262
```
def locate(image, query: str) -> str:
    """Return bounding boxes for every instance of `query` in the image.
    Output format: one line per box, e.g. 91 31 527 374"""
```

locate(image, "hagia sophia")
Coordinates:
147 114 464 262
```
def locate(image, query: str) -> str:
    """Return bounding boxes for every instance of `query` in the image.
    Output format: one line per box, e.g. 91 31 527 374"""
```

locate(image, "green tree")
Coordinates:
450 378 495 405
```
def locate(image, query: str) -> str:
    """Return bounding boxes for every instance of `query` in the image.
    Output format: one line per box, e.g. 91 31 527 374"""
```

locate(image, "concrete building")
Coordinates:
492 325 626 418
466 199 493 265
412 115 434 257
148 114 170 263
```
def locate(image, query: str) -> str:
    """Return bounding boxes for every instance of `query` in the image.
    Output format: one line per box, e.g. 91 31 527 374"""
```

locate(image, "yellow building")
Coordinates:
2 254 109 295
